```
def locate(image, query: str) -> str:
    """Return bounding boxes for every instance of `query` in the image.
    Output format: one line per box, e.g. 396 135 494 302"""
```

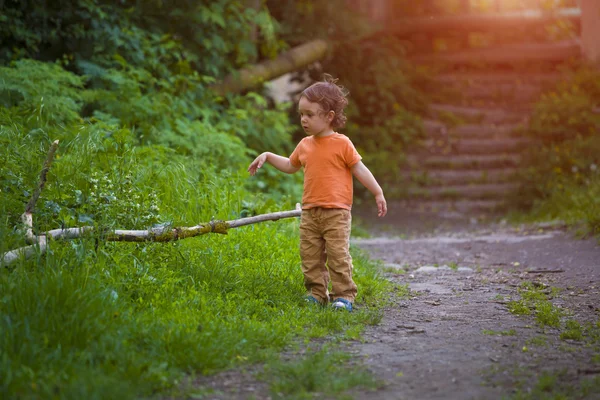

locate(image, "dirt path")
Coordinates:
349 205 600 399
186 206 599 399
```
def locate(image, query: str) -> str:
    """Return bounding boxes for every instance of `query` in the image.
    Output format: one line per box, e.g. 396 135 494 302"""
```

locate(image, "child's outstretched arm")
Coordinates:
351 161 387 217
248 152 300 175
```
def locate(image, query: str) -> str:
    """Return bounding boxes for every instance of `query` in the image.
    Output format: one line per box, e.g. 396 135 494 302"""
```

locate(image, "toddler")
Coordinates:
248 74 387 311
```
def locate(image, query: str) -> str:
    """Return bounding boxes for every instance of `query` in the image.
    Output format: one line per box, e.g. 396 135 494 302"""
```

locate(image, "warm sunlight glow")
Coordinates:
438 0 577 12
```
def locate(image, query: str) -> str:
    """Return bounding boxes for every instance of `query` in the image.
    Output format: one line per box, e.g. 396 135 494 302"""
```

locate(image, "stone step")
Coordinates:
429 103 529 124
420 137 532 155
408 154 523 170
407 182 521 200
423 121 523 139
399 198 509 214
438 84 546 107
451 123 524 138
431 72 564 110
454 95 539 110
435 72 563 86
423 119 447 136
457 85 544 99
404 168 519 186
410 40 581 66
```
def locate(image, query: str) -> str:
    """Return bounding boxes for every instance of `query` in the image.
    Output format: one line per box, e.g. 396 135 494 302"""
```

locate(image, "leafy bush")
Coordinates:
515 67 600 236
522 174 600 236
0 0 281 77
528 68 600 144
517 134 600 203
0 59 86 124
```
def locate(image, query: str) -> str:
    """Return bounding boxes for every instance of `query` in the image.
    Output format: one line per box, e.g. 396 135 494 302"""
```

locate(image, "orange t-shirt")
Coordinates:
289 133 362 210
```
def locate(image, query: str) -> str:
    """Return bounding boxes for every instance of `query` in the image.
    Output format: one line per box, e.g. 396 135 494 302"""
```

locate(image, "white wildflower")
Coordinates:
591 163 598 172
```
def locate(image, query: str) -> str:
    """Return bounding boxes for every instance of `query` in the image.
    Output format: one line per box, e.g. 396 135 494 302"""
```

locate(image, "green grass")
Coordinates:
506 282 562 327
526 335 548 347
508 174 600 239
482 329 517 336
506 371 600 400
0 118 394 399
560 320 583 341
261 346 380 399
507 300 532 316
535 301 562 328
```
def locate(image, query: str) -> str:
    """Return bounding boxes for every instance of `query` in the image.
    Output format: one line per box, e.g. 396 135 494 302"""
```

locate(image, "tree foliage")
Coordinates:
1 0 303 199
0 0 281 76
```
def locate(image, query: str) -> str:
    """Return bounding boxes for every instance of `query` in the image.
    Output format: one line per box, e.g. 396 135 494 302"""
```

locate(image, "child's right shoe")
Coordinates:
331 298 353 312
305 295 325 307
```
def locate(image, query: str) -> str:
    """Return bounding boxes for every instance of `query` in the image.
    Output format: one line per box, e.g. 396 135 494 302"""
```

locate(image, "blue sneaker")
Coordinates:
331 298 353 312
305 295 325 306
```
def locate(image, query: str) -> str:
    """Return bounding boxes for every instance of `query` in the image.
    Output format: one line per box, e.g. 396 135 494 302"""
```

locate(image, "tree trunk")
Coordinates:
212 39 329 96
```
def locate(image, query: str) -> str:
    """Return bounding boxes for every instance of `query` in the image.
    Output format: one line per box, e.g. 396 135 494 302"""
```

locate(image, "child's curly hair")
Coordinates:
300 74 349 129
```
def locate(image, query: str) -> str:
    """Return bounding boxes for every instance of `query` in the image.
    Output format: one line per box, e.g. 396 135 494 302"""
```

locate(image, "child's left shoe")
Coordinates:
331 298 353 312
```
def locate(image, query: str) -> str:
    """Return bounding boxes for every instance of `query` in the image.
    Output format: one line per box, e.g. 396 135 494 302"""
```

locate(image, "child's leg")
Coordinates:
322 209 357 302
299 208 330 303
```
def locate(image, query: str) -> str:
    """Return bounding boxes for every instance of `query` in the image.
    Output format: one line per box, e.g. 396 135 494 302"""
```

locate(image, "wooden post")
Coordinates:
580 0 600 64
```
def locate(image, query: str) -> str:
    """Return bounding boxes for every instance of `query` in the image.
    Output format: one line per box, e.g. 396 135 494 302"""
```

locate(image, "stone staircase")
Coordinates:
400 72 561 215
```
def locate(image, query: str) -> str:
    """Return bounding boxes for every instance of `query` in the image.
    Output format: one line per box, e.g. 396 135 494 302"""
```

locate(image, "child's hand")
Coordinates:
376 194 387 217
248 153 267 176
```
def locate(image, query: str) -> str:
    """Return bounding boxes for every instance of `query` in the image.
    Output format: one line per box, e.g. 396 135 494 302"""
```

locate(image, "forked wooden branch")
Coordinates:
2 141 302 267
21 140 59 243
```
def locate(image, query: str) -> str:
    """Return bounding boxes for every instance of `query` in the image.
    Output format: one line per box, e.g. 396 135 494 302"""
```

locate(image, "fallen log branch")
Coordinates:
3 210 302 267
212 39 329 96
2 237 48 266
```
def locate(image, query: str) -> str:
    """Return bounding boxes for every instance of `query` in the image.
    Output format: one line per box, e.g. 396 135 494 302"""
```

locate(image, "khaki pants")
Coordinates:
299 208 357 304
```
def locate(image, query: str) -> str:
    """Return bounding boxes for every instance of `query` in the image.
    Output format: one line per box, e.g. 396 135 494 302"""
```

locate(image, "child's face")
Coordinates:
298 97 334 137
